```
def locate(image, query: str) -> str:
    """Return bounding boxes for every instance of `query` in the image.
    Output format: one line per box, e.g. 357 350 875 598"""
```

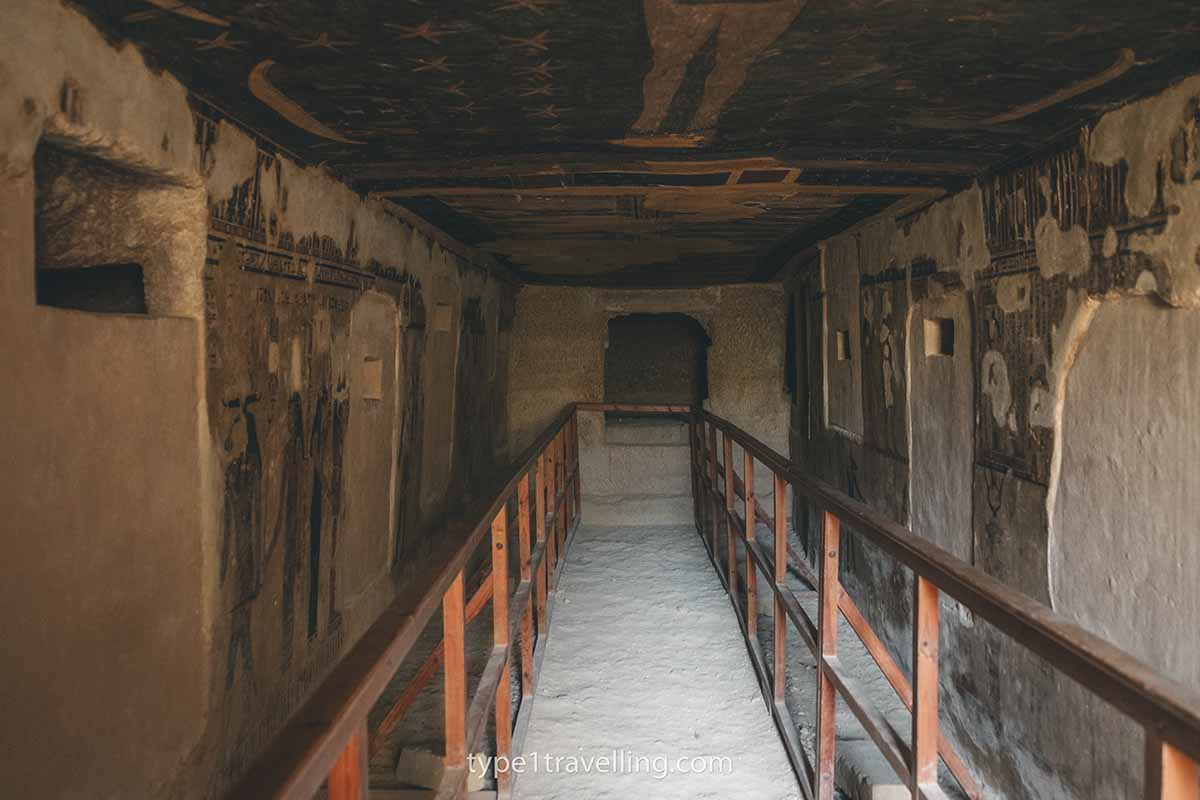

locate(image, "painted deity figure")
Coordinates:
219 394 263 693
627 0 809 145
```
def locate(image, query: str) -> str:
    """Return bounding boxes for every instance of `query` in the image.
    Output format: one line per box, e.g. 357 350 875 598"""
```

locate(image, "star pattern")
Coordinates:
388 21 456 45
501 31 551 53
411 56 452 73
515 60 563 81
295 32 355 52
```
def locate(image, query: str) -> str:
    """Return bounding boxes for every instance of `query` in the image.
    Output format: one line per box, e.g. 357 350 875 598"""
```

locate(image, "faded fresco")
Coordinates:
191 111 513 791
73 0 1200 285
784 89 1200 800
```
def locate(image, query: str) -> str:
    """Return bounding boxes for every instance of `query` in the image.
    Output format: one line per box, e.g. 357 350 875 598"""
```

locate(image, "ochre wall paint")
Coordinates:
788 73 1200 800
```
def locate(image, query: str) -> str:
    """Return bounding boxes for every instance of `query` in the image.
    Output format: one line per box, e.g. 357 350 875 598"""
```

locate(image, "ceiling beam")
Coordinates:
378 183 946 199
338 153 981 181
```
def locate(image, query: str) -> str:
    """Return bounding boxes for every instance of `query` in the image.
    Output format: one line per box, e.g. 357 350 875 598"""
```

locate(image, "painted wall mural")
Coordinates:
191 110 516 791
75 0 1200 285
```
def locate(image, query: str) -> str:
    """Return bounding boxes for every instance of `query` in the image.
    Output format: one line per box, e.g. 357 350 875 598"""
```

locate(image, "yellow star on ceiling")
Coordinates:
388 21 456 45
295 32 355 52
515 60 562 81
501 31 551 53
411 56 452 73
527 104 564 120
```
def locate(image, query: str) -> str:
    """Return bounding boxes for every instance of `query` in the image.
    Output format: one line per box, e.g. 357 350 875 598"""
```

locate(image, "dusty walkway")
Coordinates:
511 524 801 800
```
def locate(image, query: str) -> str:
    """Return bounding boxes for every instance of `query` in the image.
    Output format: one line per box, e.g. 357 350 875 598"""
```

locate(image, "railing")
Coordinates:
689 408 1200 800
227 405 582 800
227 401 1200 800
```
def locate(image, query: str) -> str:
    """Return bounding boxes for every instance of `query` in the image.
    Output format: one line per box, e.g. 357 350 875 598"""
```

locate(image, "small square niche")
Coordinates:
835 330 852 362
925 317 955 357
362 357 383 401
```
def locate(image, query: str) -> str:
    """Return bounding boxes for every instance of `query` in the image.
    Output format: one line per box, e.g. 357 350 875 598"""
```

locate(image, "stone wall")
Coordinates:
785 74 1200 800
0 2 513 796
507 284 788 525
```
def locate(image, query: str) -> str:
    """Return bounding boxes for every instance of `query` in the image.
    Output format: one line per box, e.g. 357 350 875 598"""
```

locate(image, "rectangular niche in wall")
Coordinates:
36 262 148 314
604 313 709 419
32 142 184 317
835 330 852 361
362 357 384 401
924 317 955 357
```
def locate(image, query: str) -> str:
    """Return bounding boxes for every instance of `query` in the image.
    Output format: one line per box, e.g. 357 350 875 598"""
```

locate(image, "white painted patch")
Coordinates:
289 336 302 391
995 273 1032 313
1050 298 1200 687
981 350 1011 426
1102 226 1119 258
1029 386 1054 429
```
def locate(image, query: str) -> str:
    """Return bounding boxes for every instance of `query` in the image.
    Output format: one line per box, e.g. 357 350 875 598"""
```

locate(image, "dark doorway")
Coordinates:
604 313 709 411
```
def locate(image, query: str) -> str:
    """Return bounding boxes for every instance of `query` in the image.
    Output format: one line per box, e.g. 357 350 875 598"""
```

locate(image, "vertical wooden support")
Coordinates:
545 443 558 570
442 571 467 773
689 416 700 532
564 419 575 532
744 449 757 637
535 451 548 635
911 576 940 796
492 509 512 797
1146 734 1200 800
327 719 368 800
517 473 534 699
815 511 840 800
707 423 719 558
571 411 583 524
556 431 566 553
773 473 788 703
723 434 736 593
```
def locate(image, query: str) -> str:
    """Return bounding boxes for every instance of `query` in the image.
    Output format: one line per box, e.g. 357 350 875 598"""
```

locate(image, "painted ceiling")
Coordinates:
76 0 1200 286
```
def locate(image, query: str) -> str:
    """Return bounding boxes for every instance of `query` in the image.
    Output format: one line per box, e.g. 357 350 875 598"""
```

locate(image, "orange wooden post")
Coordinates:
545 443 558 570
773 473 788 703
689 415 700 531
815 511 840 800
707 423 719 558
911 576 940 797
564 420 575 533
535 451 549 635
1146 734 1200 800
492 509 512 797
571 411 583 524
327 720 368 800
556 431 567 552
744 449 757 638
723 434 736 593
517 473 534 698
443 571 467 774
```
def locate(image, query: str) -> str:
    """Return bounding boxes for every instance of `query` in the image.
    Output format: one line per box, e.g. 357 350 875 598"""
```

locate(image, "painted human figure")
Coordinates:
327 379 349 630
307 387 329 641
219 394 263 693
631 0 809 140
267 392 306 672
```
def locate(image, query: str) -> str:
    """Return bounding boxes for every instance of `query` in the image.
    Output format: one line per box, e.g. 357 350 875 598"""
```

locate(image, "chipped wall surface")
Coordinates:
507 285 788 523
787 71 1200 800
0 2 514 796
1051 297 1200 688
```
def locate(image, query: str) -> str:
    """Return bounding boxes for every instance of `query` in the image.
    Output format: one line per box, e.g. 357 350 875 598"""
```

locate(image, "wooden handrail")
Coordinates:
226 405 582 800
226 400 1200 800
690 407 1200 799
